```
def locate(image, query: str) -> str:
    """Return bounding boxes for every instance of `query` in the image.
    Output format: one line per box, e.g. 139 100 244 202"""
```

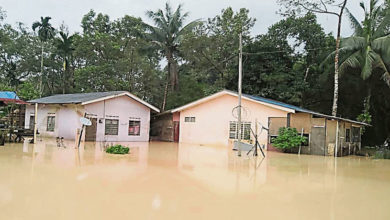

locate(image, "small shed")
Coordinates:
0 91 27 129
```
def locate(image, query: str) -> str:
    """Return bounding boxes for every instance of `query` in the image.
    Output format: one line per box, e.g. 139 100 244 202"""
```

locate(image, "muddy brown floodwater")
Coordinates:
0 139 390 220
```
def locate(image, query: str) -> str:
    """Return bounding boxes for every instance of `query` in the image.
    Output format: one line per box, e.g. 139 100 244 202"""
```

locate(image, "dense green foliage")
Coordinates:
1 2 390 146
105 145 130 154
272 127 308 150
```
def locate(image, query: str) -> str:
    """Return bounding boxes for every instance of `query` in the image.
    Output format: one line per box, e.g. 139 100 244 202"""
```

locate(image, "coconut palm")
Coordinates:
54 31 75 94
32 16 56 96
145 3 201 110
327 0 390 87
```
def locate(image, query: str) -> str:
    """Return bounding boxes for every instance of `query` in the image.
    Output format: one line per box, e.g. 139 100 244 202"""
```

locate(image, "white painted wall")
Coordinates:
25 104 84 139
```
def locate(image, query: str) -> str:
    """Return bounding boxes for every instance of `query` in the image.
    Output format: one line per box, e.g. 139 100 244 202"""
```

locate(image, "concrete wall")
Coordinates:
25 104 83 139
84 95 151 142
178 94 289 146
26 95 151 142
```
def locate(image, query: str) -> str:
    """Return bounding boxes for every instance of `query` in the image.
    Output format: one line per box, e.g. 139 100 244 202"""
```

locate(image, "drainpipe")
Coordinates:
33 103 38 144
335 120 339 157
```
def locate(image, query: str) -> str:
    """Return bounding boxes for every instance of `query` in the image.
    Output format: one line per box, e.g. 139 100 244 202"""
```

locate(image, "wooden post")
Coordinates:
33 103 38 144
335 120 339 157
298 128 304 155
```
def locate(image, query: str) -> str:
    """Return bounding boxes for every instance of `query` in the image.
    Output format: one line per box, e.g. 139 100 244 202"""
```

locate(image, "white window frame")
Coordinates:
229 121 251 140
47 114 55 132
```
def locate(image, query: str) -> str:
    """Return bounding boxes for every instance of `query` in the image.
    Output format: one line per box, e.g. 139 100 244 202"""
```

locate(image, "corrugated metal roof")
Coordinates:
171 89 369 126
0 91 20 100
28 91 125 104
240 91 369 126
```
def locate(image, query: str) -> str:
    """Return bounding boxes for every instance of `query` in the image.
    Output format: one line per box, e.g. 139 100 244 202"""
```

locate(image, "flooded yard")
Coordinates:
0 139 390 220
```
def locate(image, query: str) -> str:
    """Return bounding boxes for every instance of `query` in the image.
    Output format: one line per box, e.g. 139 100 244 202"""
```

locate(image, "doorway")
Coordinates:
310 127 326 155
85 118 97 141
173 121 180 142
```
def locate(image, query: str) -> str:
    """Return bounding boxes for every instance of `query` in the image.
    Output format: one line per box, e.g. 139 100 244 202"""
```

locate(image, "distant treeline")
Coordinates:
0 1 390 145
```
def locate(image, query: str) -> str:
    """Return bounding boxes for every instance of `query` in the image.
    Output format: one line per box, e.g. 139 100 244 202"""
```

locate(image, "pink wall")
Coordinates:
173 112 180 122
84 95 151 142
25 95 152 142
179 94 290 147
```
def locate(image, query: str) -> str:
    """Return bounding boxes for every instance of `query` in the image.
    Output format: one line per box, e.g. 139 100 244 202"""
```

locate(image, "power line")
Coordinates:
242 46 334 56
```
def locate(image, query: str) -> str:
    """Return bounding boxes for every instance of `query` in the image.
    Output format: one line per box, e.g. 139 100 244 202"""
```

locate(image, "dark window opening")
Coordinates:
352 127 361 143
47 116 55 132
346 128 351 142
301 133 309 146
185 117 195 122
105 119 119 135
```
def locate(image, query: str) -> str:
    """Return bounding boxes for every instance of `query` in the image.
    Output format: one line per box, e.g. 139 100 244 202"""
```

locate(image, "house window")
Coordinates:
346 128 351 142
301 134 309 146
352 127 361 143
129 120 140 136
229 121 251 140
269 135 278 144
47 116 55 132
105 119 119 135
185 117 195 122
29 115 35 130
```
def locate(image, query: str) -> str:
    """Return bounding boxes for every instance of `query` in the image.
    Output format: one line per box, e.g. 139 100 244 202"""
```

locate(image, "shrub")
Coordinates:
374 149 390 159
272 127 307 151
105 145 130 154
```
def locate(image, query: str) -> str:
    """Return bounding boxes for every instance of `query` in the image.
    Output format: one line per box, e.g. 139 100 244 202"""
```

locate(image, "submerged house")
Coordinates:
151 90 368 156
26 91 159 142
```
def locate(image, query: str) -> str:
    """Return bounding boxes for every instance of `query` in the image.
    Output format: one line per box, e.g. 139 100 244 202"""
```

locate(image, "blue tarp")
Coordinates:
0 91 20 100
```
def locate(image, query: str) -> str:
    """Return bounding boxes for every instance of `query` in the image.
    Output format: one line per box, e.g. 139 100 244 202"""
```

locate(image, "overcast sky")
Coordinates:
0 0 375 37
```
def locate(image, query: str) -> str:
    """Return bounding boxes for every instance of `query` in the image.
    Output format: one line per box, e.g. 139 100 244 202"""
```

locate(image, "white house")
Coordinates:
26 91 159 142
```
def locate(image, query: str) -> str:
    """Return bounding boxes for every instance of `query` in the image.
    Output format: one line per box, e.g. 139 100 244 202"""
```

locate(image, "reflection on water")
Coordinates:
0 139 390 219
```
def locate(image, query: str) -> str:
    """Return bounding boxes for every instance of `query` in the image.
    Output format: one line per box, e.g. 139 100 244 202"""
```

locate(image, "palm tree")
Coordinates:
328 0 390 88
32 16 56 97
54 31 75 94
145 3 201 110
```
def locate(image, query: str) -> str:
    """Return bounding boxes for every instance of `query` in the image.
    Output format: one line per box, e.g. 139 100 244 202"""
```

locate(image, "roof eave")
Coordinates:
81 92 160 113
171 90 295 113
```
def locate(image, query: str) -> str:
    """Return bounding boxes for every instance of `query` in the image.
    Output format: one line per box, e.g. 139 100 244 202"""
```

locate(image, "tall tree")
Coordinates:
145 3 200 110
54 31 75 94
327 0 390 87
32 16 56 97
278 0 348 116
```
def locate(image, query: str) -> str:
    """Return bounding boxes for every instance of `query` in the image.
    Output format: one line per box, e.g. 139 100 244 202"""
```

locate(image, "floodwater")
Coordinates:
0 140 390 220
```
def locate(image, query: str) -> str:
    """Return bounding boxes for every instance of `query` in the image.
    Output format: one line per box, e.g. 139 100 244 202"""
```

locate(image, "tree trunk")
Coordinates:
166 50 179 91
161 80 169 111
331 0 347 117
40 44 44 97
62 59 66 94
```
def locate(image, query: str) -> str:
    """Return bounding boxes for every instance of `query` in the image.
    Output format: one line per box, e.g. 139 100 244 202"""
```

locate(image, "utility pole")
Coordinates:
237 33 243 157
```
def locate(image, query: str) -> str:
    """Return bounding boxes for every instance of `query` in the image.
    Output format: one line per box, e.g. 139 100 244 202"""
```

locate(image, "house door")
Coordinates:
85 118 97 141
173 121 180 142
310 127 326 155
